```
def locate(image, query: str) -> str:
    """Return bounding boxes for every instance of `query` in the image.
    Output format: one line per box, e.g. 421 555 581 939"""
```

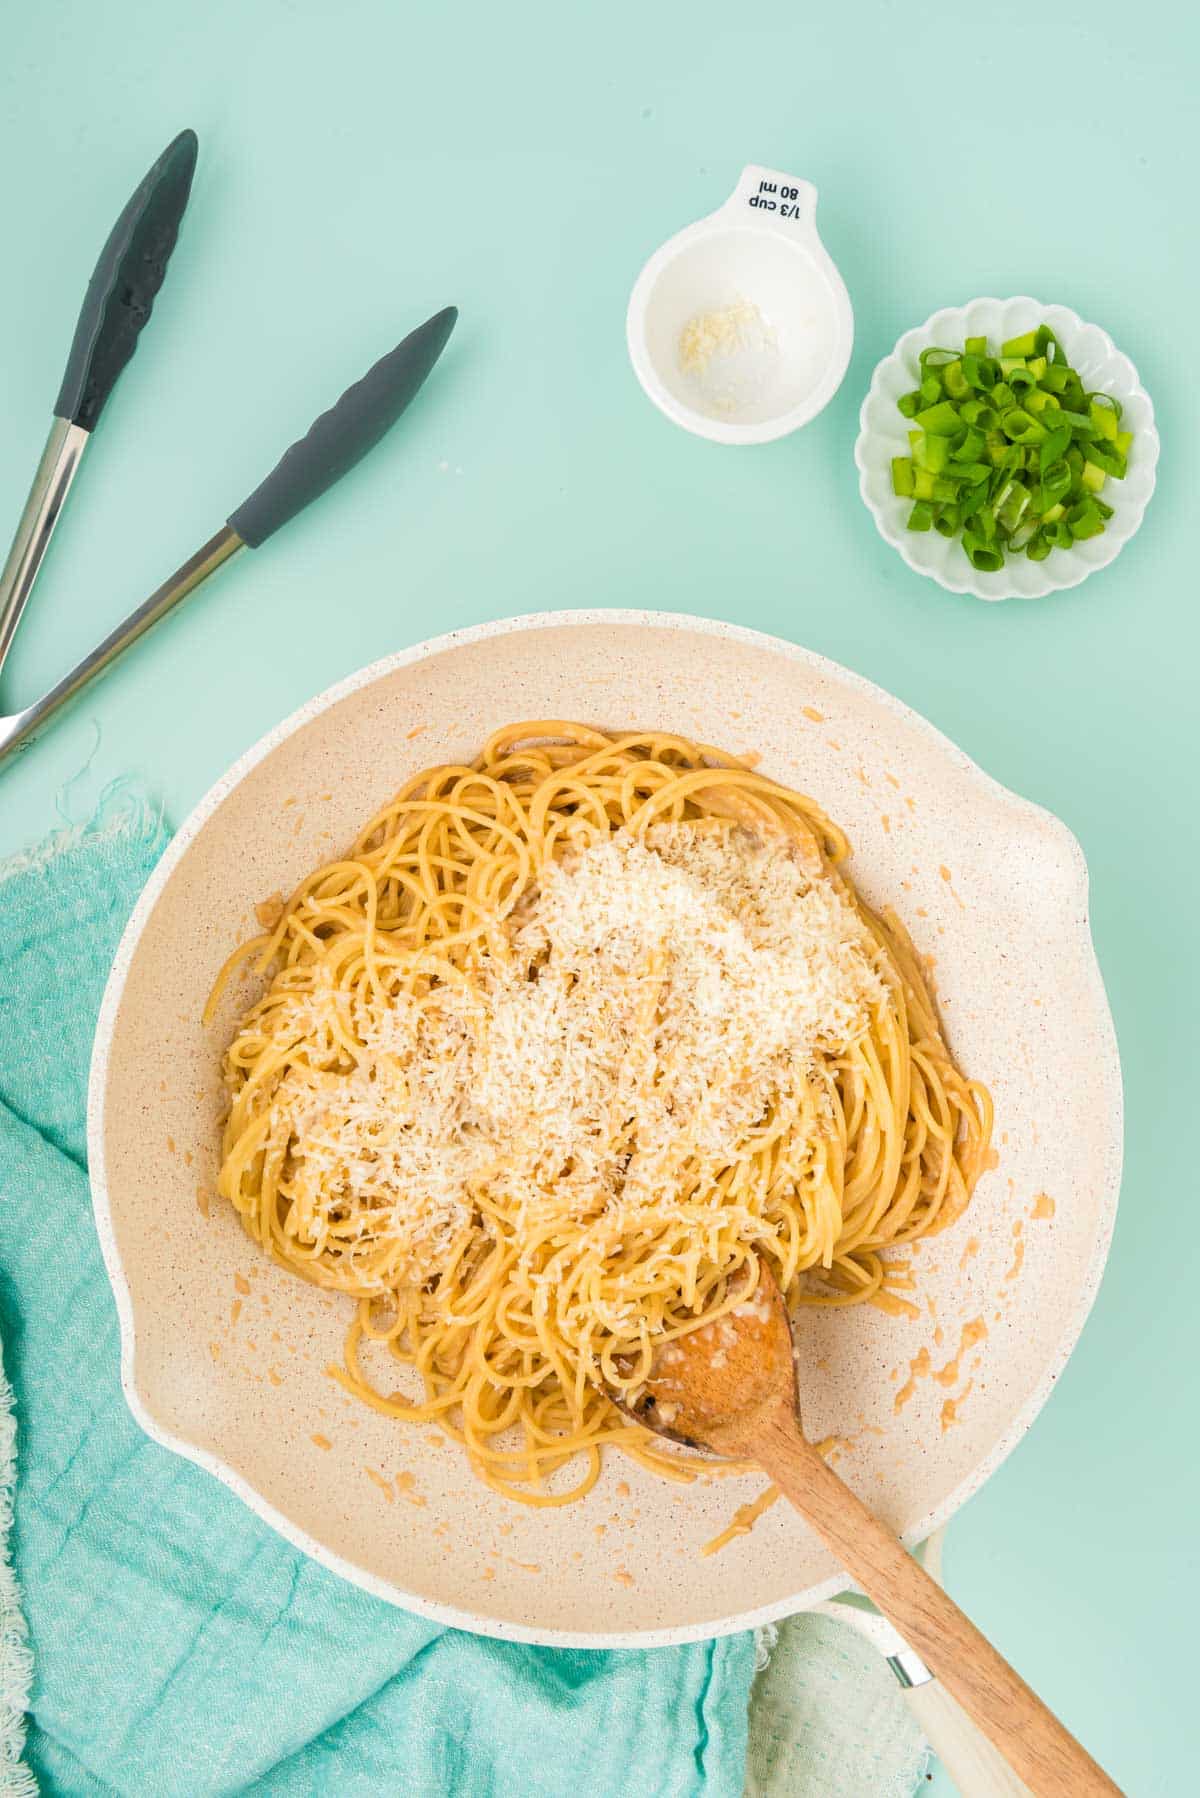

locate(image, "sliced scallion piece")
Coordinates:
915 400 962 435
912 431 952 473
942 360 970 400
963 529 1004 571
1040 426 1072 471
1067 498 1106 539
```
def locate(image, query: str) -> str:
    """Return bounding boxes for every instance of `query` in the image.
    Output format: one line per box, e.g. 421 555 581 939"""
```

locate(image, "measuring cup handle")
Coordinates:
719 164 819 237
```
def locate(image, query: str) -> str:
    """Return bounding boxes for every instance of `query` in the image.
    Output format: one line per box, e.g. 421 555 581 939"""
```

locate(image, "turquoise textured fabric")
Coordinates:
0 794 755 1797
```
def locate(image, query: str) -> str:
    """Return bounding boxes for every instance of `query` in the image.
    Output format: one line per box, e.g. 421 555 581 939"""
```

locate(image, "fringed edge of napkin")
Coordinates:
0 778 164 889
0 1349 35 1798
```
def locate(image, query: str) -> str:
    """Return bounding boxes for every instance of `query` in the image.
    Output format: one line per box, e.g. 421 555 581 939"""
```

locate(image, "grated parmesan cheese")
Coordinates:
264 823 885 1288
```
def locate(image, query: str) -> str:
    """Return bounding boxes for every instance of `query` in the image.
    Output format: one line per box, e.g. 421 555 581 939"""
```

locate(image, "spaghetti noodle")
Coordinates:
208 723 992 1504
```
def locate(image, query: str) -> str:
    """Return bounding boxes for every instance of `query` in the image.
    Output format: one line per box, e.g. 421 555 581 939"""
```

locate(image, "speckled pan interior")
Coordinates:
88 611 1122 1647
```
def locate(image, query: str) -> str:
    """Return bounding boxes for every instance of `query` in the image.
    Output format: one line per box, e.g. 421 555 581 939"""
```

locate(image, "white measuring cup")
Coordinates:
626 164 854 445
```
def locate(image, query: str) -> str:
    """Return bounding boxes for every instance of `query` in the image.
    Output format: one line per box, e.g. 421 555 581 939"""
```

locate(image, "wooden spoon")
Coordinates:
620 1266 1121 1797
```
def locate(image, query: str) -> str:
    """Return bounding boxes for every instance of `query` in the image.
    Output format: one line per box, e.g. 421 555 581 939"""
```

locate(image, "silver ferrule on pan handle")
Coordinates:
816 1593 934 1689
886 1644 934 1689
0 418 90 680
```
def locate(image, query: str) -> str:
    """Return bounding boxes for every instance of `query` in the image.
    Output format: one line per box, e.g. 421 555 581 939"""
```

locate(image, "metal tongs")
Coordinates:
0 129 456 769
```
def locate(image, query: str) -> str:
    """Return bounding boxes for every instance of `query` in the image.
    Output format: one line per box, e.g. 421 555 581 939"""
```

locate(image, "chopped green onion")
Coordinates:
913 467 961 502
963 529 1004 571
1040 365 1084 404
925 470 963 501
1067 498 1105 539
960 399 998 429
959 482 989 523
1000 408 1047 444
946 460 991 485
996 482 1031 533
961 354 996 391
942 359 970 400
1041 460 1073 505
1089 397 1120 441
1086 441 1127 480
1087 390 1122 425
915 400 963 436
913 432 952 473
890 321 1133 571
1040 425 1072 472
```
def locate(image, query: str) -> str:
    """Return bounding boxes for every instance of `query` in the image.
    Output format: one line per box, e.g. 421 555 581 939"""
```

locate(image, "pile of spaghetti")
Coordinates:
209 723 992 1504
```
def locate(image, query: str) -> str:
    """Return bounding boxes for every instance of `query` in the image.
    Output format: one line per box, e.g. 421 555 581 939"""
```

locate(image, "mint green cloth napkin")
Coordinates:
0 792 755 1797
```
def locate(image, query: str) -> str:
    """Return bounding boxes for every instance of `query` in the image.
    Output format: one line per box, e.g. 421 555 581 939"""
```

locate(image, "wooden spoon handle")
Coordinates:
753 1413 1122 1796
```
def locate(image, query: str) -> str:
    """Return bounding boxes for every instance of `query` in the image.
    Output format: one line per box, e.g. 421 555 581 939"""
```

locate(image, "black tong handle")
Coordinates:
54 128 198 431
228 306 458 547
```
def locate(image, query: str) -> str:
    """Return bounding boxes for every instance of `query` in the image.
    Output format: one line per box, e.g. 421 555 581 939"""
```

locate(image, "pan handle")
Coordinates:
904 1678 1035 1798
818 1536 1041 1798
901 1530 1035 1795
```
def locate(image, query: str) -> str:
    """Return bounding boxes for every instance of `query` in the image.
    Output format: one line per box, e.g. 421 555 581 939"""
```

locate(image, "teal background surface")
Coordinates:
1 2 1195 1792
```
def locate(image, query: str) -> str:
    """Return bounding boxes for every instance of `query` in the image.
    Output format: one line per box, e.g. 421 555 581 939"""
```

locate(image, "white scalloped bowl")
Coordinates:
89 612 1122 1645
855 297 1158 600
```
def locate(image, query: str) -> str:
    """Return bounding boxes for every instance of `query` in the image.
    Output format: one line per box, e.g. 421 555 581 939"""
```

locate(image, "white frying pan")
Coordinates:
88 612 1121 1653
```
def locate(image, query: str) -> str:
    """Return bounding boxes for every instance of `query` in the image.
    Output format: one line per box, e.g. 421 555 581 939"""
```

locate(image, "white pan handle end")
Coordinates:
905 1678 1035 1798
